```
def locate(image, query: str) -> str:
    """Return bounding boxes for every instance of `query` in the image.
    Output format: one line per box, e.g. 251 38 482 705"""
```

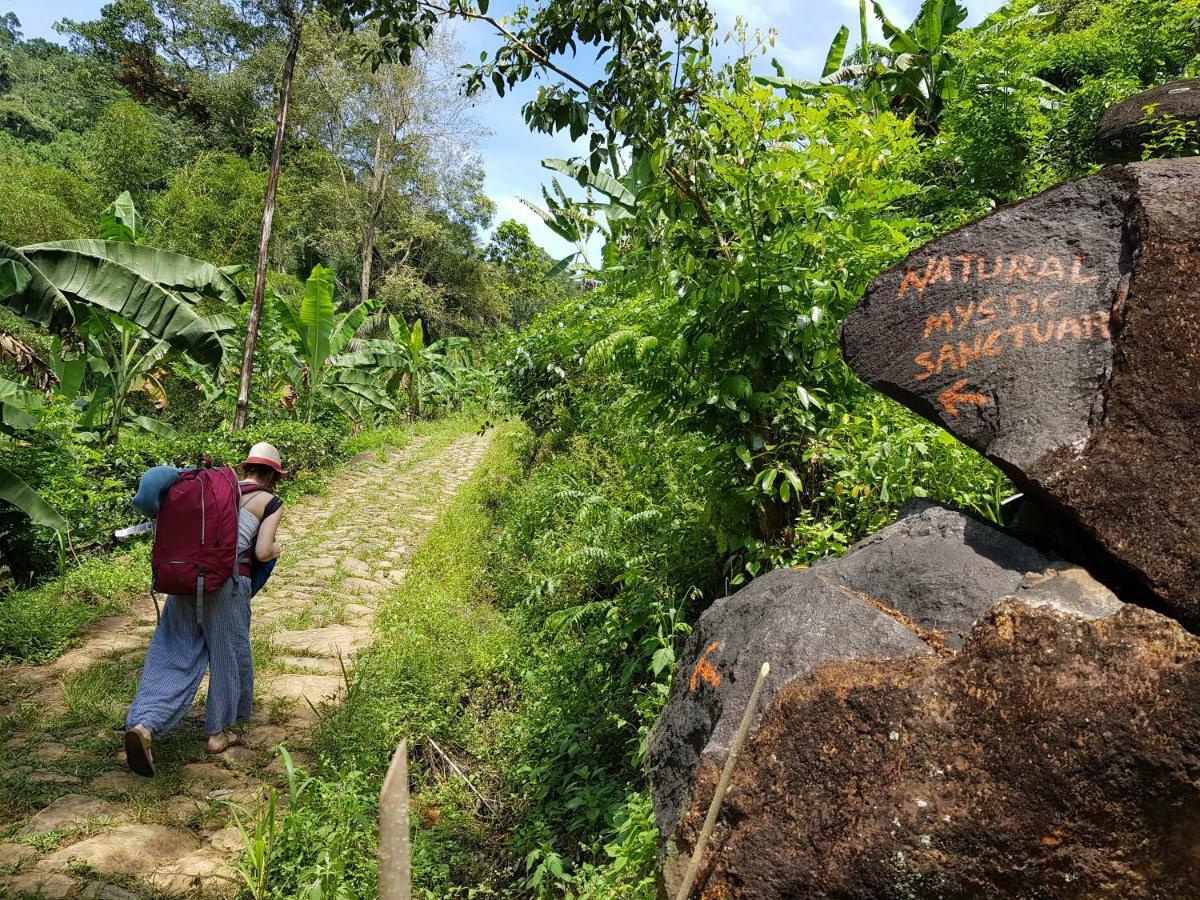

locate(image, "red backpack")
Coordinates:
151 465 240 621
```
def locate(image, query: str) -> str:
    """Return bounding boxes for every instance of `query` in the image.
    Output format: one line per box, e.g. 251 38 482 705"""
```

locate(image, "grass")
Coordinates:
0 543 152 662
251 421 524 899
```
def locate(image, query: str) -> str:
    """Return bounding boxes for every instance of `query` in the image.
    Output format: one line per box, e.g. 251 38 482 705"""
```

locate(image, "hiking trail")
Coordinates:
0 428 491 898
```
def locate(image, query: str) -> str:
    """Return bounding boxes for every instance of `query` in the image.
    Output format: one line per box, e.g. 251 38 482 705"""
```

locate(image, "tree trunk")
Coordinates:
359 220 377 304
233 12 303 430
359 129 391 302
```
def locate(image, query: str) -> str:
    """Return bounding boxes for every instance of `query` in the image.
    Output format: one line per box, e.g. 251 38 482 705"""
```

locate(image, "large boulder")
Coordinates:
646 505 1118 889
839 157 1200 626
672 601 1200 899
1096 80 1200 162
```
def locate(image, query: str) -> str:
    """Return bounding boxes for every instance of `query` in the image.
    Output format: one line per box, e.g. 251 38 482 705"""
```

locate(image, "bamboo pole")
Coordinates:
379 739 411 900
674 661 771 900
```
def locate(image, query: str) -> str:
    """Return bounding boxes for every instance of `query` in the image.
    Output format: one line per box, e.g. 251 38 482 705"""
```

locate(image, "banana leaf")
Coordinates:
0 244 75 331
24 240 246 307
0 464 67 532
17 246 226 367
541 158 637 210
822 25 850 77
0 376 42 431
98 192 141 243
127 415 179 438
299 264 336 375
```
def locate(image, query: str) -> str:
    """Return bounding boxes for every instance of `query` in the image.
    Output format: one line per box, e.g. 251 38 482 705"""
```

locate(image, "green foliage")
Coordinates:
0 164 100 247
485 220 574 329
0 544 150 661
1140 108 1200 158
254 419 518 898
85 100 167 202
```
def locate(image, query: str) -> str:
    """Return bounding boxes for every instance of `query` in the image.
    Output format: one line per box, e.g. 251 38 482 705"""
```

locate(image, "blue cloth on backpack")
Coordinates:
249 557 276 597
132 466 182 518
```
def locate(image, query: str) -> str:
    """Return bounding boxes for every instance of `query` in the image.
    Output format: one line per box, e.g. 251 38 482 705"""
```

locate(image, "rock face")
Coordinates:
839 157 1200 626
645 504 1121 888
1096 80 1200 162
673 602 1200 899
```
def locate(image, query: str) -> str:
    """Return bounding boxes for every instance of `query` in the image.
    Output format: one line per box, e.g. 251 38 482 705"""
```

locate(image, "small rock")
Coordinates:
80 883 142 900
180 762 239 798
340 577 386 594
264 749 314 778
242 725 288 750
32 743 67 762
25 795 120 835
207 826 244 853
160 796 204 826
38 824 201 876
219 746 259 770
0 842 37 867
263 674 346 709
0 872 75 899
270 625 370 658
148 846 239 895
88 771 150 795
28 771 82 785
341 558 371 577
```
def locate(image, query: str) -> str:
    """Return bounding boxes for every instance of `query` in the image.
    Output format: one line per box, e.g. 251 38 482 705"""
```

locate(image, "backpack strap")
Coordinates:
236 483 282 574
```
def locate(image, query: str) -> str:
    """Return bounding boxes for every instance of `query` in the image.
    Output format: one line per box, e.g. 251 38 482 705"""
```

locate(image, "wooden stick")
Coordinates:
379 739 411 900
427 737 498 813
674 661 771 900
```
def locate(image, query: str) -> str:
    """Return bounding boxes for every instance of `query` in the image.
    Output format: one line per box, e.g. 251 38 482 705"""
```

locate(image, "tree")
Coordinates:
233 0 306 429
485 219 571 329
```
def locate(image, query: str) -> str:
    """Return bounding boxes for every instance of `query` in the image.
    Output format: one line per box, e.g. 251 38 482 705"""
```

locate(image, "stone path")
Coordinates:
0 428 491 898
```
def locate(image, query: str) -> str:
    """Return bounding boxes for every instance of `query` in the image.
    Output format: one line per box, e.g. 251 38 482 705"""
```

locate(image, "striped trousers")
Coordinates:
126 574 253 737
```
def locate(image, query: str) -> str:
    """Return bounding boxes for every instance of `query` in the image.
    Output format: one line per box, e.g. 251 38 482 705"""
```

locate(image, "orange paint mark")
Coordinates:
938 378 990 417
897 262 933 300
923 310 954 339
690 641 722 691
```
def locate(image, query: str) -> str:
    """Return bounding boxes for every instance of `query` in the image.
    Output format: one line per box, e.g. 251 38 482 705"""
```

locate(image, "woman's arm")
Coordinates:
255 508 283 562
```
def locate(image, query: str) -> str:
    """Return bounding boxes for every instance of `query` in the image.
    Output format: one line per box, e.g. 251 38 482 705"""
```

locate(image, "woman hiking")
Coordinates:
124 443 286 776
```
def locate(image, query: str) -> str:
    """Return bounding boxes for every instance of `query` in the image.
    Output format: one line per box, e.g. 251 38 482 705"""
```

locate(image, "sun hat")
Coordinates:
242 441 288 476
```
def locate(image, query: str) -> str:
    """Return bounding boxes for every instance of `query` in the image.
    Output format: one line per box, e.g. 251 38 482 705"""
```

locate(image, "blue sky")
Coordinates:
5 0 1003 256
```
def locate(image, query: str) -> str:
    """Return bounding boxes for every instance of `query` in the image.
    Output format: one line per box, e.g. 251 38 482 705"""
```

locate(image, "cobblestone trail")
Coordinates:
0 429 491 898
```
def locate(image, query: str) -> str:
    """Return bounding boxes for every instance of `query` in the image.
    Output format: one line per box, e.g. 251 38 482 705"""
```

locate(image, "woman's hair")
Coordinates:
241 462 280 487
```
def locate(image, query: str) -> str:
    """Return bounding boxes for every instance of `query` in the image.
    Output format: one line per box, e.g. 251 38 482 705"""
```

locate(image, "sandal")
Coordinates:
124 726 155 777
205 731 241 754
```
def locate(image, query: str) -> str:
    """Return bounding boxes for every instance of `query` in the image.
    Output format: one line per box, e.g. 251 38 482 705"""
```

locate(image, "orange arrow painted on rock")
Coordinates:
938 378 990 417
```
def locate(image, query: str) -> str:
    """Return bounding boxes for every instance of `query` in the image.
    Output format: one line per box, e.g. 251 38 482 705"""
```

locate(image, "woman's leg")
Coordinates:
126 595 209 737
233 575 254 722
202 577 245 737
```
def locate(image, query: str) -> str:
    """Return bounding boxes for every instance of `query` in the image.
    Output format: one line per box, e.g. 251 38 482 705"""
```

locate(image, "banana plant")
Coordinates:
333 313 471 421
0 200 240 367
518 176 605 275
64 311 181 443
759 0 1058 134
0 193 244 442
276 264 395 423
0 378 67 533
